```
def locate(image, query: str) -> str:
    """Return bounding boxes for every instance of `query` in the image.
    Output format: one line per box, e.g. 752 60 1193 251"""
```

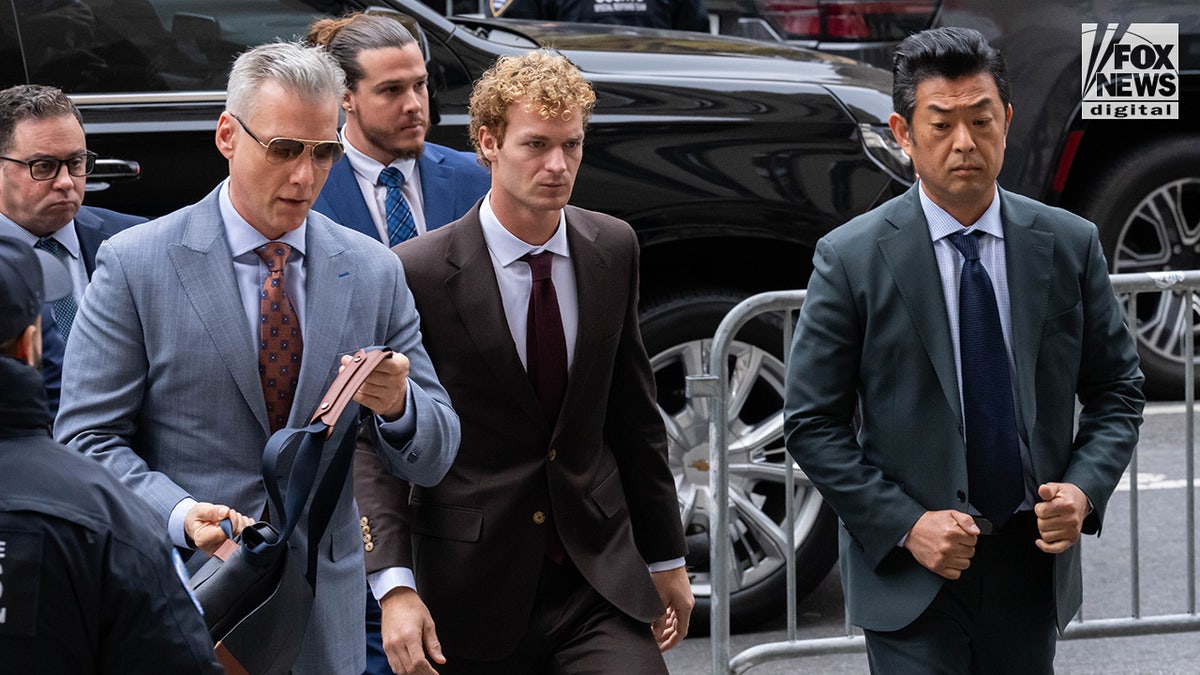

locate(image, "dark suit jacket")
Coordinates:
783 185 1144 633
355 204 688 659
311 142 490 241
42 206 145 416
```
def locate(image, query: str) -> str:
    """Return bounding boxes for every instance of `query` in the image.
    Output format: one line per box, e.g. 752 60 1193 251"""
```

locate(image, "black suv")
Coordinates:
0 0 912 628
714 0 1200 396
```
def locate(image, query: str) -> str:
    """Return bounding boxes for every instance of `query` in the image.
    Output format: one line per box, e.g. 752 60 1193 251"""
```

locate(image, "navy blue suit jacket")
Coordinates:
313 142 490 242
43 206 146 416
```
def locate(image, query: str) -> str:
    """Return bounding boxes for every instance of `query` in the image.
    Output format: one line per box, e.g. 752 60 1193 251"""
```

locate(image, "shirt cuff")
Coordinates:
377 385 416 439
647 557 686 574
368 567 417 601
169 497 198 549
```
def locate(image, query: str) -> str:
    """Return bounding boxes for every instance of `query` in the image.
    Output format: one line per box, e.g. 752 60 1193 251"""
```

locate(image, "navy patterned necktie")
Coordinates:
255 242 303 432
33 237 79 340
378 167 417 247
948 231 1023 527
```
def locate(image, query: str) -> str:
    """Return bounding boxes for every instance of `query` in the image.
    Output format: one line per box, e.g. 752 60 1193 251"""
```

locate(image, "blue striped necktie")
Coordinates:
34 236 79 340
948 231 1023 527
378 167 417 247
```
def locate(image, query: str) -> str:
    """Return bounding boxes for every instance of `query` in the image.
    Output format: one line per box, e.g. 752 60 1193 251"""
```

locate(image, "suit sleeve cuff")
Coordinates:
368 567 417 600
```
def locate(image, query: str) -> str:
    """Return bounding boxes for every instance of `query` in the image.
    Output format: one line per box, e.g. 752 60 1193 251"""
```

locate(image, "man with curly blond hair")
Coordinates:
355 50 693 674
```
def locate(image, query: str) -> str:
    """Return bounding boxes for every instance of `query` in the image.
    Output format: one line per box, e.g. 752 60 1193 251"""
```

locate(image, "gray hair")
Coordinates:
307 14 417 92
225 42 346 119
0 84 82 154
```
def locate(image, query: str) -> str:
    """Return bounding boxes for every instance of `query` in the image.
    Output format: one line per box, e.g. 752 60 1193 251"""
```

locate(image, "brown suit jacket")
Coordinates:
354 203 687 660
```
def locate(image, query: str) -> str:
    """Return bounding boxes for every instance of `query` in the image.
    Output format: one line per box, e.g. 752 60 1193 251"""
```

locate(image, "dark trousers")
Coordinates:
364 561 666 675
864 511 1057 675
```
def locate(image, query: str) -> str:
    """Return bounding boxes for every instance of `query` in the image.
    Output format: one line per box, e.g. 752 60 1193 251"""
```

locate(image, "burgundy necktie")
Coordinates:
255 242 303 432
523 251 569 565
523 251 567 422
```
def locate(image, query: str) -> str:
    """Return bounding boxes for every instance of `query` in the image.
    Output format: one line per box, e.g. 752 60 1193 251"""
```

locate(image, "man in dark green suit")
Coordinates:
784 27 1144 673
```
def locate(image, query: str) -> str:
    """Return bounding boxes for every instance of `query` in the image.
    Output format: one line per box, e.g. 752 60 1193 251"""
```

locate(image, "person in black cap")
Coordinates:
0 236 221 673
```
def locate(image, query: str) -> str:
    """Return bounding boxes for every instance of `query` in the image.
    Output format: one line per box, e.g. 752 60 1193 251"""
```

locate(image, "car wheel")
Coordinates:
1083 136 1200 399
640 291 838 632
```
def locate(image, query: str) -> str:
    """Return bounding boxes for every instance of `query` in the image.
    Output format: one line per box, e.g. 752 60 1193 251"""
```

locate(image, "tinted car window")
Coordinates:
9 0 352 93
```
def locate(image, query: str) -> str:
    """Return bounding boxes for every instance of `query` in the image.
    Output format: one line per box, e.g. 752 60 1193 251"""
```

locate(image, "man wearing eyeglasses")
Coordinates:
0 84 145 416
55 42 460 675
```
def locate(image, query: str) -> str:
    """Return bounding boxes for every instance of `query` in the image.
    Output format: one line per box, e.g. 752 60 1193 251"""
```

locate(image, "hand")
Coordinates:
184 502 254 555
342 352 410 421
903 510 980 580
1034 482 1089 553
650 566 694 652
379 587 444 674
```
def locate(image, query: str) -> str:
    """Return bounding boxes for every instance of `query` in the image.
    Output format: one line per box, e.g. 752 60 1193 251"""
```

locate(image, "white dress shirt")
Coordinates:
341 130 428 242
0 212 89 302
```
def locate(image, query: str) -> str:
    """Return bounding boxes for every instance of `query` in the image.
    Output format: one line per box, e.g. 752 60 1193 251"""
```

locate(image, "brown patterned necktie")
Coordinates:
255 242 303 432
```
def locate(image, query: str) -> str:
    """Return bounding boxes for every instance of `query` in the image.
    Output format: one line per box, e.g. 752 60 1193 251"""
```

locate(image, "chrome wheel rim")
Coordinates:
1111 177 1200 367
652 337 825 599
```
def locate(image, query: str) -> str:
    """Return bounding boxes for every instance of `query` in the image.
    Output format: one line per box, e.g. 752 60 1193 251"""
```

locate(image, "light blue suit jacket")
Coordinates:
784 185 1144 633
56 187 460 673
312 142 490 241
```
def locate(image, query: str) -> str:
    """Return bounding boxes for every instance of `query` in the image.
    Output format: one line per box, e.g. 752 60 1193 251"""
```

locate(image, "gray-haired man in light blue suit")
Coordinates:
56 41 460 675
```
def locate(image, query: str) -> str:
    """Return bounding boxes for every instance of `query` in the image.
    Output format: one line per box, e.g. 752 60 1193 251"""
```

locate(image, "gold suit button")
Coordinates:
533 511 546 525
548 448 557 461
364 541 375 552
360 516 369 525
362 523 371 534
363 532 373 544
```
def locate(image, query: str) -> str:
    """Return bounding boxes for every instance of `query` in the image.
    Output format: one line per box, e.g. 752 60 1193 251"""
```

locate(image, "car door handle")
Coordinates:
85 158 142 192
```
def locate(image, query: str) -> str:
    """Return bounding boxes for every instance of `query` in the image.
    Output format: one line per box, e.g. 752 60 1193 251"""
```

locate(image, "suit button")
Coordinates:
364 541 375 552
957 490 967 503
548 448 557 462
533 511 546 525
360 516 369 526
363 532 373 544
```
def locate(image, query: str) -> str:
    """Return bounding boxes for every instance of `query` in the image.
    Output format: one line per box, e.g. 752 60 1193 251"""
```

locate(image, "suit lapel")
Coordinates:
74 208 108 278
999 189 1054 436
443 210 548 429
418 148 454 232
167 192 269 432
291 216 356 427
317 159 378 240
877 188 962 424
559 210 614 436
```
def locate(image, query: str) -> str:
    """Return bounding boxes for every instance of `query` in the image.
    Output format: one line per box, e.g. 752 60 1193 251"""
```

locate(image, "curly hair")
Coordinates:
468 51 596 168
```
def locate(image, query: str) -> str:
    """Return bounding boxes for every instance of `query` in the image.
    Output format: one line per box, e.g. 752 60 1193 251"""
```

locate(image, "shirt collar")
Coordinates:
340 128 418 186
920 181 1003 242
479 192 570 267
218 179 307 258
0 211 80 259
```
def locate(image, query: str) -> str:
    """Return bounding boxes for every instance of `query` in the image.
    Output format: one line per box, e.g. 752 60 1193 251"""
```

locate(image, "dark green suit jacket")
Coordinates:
784 184 1144 632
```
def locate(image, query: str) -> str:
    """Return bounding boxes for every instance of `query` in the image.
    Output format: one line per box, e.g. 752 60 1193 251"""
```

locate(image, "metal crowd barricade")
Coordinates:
685 271 1200 675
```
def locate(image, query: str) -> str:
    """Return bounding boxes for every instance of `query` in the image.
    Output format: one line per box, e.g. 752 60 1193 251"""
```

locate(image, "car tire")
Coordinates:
1082 136 1200 399
640 290 838 632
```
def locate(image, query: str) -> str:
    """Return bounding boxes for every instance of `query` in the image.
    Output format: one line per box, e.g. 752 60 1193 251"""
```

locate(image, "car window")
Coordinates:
9 0 353 93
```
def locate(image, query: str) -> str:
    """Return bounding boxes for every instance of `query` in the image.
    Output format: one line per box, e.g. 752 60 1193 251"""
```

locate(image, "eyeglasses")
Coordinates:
0 151 97 181
231 115 344 168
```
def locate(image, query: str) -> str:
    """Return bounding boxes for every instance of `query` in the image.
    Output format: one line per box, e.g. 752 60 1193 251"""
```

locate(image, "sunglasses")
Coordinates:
0 151 96 181
231 115 344 168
